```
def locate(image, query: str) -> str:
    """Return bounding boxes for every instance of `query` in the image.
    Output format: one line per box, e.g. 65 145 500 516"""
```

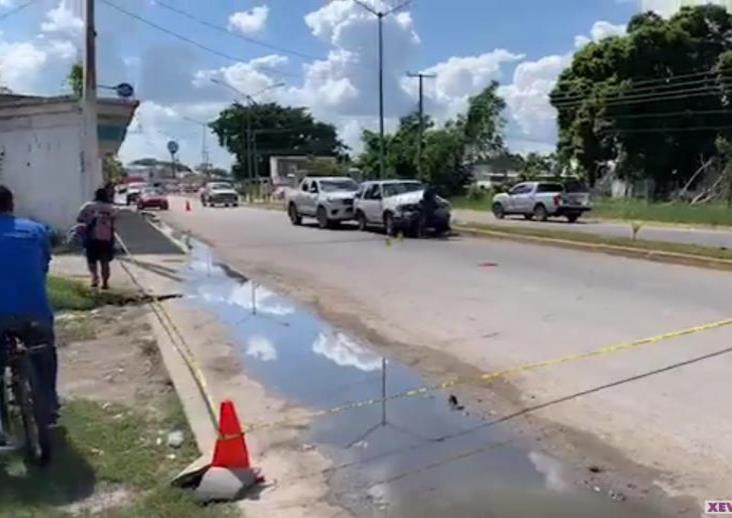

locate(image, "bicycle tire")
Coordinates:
11 356 52 466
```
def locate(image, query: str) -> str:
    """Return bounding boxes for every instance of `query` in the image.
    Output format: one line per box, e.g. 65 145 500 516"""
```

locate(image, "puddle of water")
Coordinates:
182 243 664 518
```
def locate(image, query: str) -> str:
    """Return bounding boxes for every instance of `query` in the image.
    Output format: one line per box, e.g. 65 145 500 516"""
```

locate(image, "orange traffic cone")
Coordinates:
211 400 251 469
185 199 191 212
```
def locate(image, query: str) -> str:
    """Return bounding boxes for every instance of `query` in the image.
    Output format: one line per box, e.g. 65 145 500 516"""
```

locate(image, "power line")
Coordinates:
153 0 324 61
0 0 36 21
603 108 732 120
99 0 300 78
552 87 725 110
549 75 726 103
599 124 732 134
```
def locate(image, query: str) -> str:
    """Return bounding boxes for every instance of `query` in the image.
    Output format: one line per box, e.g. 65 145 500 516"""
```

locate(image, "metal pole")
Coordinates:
251 282 257 315
407 72 436 181
378 13 385 180
82 0 101 197
246 107 252 201
381 357 387 426
201 124 208 178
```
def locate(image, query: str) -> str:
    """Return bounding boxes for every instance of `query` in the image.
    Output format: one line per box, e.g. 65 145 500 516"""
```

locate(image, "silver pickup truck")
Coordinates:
491 181 591 223
287 176 359 228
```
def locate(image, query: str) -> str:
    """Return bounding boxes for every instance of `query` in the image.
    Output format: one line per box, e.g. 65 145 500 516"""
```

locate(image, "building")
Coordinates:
269 155 338 188
0 94 138 229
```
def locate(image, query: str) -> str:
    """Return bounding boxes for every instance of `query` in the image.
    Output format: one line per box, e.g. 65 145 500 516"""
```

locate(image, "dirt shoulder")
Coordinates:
1 290 236 517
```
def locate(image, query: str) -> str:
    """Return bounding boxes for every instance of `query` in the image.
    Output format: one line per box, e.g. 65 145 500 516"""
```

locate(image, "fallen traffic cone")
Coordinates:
190 400 263 502
185 200 191 212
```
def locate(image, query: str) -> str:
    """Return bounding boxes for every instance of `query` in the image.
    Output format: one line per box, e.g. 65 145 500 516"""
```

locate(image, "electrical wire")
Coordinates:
153 0 325 62
0 0 36 21
99 0 301 78
602 108 732 120
552 87 725 110
598 124 732 134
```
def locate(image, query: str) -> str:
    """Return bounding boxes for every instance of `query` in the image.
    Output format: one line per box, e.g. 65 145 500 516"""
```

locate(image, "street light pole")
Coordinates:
210 79 284 196
407 72 436 180
353 0 412 179
182 116 210 178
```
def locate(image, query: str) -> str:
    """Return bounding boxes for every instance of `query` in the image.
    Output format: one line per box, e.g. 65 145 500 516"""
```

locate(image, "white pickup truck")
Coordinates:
287 176 360 228
491 181 591 223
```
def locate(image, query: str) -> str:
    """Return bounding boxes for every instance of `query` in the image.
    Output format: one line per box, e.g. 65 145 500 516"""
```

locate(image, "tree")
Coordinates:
462 81 507 161
211 102 346 181
551 4 732 196
68 63 82 98
102 155 124 184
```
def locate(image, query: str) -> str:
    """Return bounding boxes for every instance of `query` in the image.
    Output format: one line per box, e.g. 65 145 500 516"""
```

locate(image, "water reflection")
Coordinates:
312 331 382 372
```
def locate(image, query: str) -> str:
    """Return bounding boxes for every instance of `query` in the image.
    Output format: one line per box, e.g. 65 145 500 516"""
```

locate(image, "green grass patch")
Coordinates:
586 198 732 227
458 221 732 262
47 276 135 312
0 397 235 517
450 195 493 212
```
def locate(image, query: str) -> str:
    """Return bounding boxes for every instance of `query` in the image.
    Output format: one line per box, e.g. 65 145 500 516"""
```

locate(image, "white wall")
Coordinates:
0 109 91 230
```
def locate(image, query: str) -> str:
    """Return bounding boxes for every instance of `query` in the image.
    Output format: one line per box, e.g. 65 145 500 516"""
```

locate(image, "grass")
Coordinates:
592 198 732 227
0 397 236 517
457 221 732 263
47 276 135 312
450 194 732 227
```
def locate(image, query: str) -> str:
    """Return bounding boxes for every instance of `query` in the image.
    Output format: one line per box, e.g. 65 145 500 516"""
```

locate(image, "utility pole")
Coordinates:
407 72 436 181
82 0 101 195
182 116 210 178
353 0 412 179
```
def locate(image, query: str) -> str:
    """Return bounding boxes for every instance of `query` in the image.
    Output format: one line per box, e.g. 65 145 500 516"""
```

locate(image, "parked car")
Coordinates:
201 182 239 207
354 180 451 236
287 176 359 228
491 181 591 223
136 187 169 210
120 182 147 206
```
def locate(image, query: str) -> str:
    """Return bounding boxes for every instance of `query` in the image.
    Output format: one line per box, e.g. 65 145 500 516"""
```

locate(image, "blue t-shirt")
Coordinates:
0 215 53 325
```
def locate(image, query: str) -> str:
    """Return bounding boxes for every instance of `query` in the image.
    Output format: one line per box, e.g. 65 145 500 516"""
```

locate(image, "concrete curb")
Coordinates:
455 224 732 272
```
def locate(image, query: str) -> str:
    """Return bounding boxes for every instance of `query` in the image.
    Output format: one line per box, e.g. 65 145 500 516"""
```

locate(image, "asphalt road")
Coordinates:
160 197 732 511
454 208 732 248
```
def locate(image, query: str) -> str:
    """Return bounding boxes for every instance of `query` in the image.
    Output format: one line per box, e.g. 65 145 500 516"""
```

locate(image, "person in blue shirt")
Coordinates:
0 185 59 445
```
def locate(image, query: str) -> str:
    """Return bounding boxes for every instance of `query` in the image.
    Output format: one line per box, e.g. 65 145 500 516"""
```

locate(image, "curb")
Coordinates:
454 224 732 272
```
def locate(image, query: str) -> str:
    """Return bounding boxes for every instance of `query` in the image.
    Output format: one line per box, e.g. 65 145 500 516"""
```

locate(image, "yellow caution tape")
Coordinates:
115 231 732 437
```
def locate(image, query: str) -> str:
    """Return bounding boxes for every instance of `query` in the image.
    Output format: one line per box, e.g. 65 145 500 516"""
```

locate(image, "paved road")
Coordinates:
454 208 732 248
161 197 732 512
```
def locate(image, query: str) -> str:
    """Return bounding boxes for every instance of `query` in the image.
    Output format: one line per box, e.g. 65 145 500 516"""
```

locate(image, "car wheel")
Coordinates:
288 203 302 225
357 211 368 231
534 204 548 222
384 212 397 237
492 202 505 220
317 206 330 229
567 213 580 223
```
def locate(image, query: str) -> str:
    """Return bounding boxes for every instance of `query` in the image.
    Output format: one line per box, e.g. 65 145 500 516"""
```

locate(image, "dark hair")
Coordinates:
94 188 110 203
0 185 13 213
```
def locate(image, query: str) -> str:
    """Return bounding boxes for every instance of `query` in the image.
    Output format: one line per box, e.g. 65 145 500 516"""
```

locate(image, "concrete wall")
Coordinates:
0 107 90 230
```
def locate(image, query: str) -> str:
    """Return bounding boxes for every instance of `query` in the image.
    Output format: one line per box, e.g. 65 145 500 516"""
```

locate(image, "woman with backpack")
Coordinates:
77 188 116 289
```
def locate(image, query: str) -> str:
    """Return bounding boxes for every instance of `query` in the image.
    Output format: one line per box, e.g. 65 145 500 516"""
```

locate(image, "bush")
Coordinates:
466 184 488 201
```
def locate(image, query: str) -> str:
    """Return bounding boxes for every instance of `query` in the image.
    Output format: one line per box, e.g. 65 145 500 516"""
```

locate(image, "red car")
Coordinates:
136 187 169 210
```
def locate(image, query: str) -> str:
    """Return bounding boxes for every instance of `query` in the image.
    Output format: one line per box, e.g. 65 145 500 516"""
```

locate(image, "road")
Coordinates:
454 208 732 248
161 197 732 513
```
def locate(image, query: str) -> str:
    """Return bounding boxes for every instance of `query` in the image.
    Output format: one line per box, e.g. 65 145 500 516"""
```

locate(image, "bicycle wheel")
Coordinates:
11 355 52 466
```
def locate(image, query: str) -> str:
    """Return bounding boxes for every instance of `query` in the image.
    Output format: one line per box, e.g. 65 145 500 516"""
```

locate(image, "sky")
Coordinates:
0 0 730 168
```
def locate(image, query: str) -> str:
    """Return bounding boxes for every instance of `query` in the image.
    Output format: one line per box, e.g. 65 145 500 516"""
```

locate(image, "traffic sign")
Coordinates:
167 140 179 155
115 83 134 98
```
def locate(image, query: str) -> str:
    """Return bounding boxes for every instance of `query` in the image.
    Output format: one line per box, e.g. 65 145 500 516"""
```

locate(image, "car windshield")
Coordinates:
565 180 589 193
383 182 423 197
143 188 162 195
536 183 564 193
210 183 233 190
319 179 358 192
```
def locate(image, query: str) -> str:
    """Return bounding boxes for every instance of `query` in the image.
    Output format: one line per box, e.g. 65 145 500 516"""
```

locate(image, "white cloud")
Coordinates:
228 5 269 34
246 336 278 362
575 20 626 49
41 0 83 36
312 332 382 372
0 34 77 94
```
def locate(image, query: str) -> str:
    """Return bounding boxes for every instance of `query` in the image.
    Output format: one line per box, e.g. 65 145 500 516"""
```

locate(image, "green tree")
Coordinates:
68 63 83 98
552 4 732 196
211 102 346 181
462 81 506 160
102 155 124 184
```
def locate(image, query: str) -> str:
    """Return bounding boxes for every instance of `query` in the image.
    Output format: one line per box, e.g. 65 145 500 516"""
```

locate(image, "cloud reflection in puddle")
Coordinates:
312 331 382 372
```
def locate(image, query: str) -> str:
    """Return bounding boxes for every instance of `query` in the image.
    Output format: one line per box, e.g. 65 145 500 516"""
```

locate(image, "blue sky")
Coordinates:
0 0 722 167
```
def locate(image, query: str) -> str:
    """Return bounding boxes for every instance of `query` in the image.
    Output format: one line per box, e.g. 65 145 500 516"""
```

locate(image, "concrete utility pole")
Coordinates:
82 0 102 195
407 72 436 180
183 116 210 178
353 0 412 179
